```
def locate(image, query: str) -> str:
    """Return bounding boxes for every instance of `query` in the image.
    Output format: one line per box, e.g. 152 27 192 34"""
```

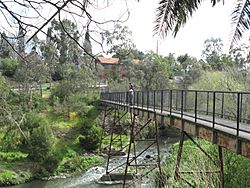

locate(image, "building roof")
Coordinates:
132 59 140 64
96 57 119 64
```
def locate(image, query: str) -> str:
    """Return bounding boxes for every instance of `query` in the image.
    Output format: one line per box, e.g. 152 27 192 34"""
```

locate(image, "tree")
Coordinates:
229 43 250 70
101 24 135 58
177 54 203 87
202 38 225 71
154 0 250 47
139 52 173 90
0 1 132 59
0 33 11 58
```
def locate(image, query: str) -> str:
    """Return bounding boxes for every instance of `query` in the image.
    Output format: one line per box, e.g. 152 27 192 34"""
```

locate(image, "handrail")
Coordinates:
100 89 250 139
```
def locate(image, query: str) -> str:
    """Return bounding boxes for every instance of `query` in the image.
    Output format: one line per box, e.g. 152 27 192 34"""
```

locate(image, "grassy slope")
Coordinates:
0 112 104 186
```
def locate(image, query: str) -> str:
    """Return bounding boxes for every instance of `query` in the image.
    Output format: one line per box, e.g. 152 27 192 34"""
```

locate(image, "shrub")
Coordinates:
0 170 31 186
0 152 28 162
28 123 55 161
0 58 19 77
22 114 55 161
79 125 101 151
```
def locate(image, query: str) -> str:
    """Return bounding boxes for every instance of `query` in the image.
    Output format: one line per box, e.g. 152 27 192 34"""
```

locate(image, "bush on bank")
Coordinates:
157 139 250 188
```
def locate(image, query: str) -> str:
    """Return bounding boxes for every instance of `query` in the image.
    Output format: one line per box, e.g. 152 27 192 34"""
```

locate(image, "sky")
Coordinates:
0 0 248 59
123 0 249 59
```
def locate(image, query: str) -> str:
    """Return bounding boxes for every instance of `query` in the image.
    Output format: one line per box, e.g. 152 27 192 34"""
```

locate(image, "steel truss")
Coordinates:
175 130 224 188
123 111 163 188
99 106 164 187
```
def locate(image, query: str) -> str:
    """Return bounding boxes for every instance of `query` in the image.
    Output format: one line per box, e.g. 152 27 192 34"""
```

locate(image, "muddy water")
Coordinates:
6 128 180 188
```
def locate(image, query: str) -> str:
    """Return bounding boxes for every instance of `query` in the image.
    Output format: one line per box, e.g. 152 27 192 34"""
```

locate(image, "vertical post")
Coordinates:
153 90 156 111
99 106 108 151
147 90 149 110
161 90 163 113
154 112 164 188
218 146 224 188
236 93 241 154
181 90 184 118
175 131 185 179
184 90 187 111
137 91 139 107
206 92 209 115
212 92 217 144
106 108 117 174
221 93 224 118
142 91 144 109
181 90 185 132
123 114 136 187
176 91 178 110
194 91 198 122
170 90 172 115
240 93 243 123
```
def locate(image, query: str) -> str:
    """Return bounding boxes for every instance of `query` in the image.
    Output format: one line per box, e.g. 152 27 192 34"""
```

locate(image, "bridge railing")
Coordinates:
100 89 250 136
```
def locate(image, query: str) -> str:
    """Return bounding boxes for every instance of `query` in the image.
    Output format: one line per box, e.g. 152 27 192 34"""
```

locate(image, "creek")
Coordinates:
5 127 180 188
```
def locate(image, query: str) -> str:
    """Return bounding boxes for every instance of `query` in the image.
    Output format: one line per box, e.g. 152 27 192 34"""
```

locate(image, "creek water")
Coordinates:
5 128 180 188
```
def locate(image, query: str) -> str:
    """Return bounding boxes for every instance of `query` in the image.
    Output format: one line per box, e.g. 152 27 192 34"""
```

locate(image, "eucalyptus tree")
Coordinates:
0 32 11 58
177 54 203 87
101 24 135 57
0 0 132 61
229 43 250 70
202 38 224 70
138 52 174 90
154 0 250 47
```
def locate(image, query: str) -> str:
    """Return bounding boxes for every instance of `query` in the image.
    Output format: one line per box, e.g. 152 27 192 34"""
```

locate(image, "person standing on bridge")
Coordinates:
128 82 134 105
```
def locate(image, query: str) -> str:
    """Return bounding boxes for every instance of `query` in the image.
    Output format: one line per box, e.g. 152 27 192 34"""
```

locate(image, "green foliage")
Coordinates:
0 152 28 162
34 153 61 178
22 114 55 161
224 150 250 188
158 139 250 187
28 123 55 161
78 106 102 151
158 139 220 187
0 58 19 77
0 170 32 186
56 155 104 174
79 125 101 151
189 71 245 91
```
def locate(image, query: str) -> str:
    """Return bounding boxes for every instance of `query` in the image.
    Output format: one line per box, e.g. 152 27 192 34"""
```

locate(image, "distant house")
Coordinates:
95 57 142 84
95 57 120 83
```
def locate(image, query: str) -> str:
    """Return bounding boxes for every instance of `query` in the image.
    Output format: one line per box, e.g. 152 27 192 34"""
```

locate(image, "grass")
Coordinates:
0 170 32 186
0 109 104 186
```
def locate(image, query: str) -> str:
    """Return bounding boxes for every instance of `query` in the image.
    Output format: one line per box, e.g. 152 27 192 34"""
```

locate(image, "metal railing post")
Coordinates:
142 91 144 109
206 92 209 115
170 90 172 115
181 90 184 118
137 91 139 107
212 91 216 144
153 90 156 111
147 90 149 110
236 93 241 154
221 93 224 118
195 91 198 123
161 90 163 113
176 91 179 110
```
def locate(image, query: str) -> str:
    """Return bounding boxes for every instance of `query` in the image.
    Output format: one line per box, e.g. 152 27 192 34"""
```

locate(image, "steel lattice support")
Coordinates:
100 106 128 174
123 112 164 188
175 130 225 188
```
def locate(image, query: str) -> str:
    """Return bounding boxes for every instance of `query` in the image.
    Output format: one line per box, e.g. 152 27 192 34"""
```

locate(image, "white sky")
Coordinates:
123 0 249 59
0 0 248 59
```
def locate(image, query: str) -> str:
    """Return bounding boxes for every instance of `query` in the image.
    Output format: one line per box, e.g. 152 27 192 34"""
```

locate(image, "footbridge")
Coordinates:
99 89 250 187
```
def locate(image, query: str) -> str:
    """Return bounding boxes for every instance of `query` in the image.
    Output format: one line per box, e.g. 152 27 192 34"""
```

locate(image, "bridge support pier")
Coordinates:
123 111 164 188
175 131 225 188
100 106 128 174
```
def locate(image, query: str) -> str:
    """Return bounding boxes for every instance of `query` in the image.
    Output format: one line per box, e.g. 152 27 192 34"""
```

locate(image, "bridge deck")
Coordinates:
101 100 250 157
